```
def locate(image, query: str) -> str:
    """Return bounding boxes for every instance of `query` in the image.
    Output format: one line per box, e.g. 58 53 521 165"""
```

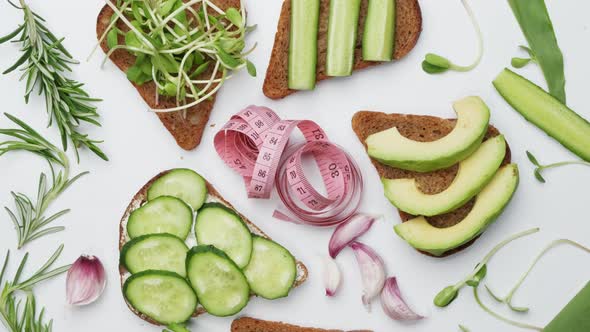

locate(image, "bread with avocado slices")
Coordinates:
96 0 240 150
351 110 512 257
118 170 308 326
231 317 372 332
263 0 422 99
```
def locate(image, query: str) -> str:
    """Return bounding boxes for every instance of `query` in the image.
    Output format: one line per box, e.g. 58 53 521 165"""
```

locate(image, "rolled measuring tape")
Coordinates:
214 105 363 226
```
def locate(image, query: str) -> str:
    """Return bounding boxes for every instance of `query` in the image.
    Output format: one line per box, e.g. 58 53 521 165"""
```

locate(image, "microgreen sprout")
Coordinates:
93 0 256 113
458 325 470 332
473 287 543 331
0 113 87 248
422 0 482 74
485 239 590 313
511 45 537 69
526 151 590 183
434 228 539 307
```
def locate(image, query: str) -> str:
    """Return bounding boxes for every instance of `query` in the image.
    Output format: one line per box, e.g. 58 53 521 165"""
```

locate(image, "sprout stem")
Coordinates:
473 287 543 331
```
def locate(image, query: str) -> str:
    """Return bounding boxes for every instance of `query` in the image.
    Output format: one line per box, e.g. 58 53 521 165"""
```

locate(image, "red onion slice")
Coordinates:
349 241 386 311
321 256 342 297
329 214 377 258
380 277 424 321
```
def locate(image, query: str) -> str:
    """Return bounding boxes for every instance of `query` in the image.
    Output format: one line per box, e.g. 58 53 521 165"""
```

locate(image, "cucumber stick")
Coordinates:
288 0 320 89
124 271 197 325
363 0 396 61
493 68 590 161
326 0 362 76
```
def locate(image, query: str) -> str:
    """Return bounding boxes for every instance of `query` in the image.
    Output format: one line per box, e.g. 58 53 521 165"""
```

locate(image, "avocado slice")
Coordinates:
394 164 519 256
382 135 506 216
366 96 490 172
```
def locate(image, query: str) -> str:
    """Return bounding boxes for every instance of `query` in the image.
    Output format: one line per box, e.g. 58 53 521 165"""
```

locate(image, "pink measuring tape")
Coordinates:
214 105 363 226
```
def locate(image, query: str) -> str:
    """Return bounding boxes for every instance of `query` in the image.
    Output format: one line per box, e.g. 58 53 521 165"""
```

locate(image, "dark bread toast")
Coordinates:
351 111 512 257
96 0 240 150
118 170 308 326
231 317 372 332
263 0 422 99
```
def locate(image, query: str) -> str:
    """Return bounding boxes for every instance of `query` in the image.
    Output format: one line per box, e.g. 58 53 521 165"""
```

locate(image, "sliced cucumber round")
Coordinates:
195 203 252 268
121 234 189 277
243 236 297 300
123 270 197 325
186 245 250 317
127 196 193 240
148 169 208 210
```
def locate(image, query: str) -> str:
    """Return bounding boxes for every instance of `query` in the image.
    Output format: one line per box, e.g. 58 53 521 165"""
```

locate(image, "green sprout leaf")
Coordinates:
533 169 546 183
246 60 256 77
107 28 119 49
511 57 532 68
526 151 540 166
466 264 487 287
434 285 459 307
225 8 243 27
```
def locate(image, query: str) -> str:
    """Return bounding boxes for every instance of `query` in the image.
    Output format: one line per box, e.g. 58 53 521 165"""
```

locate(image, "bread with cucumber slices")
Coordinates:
118 169 308 326
96 0 240 150
351 111 512 257
232 317 372 332
263 0 422 99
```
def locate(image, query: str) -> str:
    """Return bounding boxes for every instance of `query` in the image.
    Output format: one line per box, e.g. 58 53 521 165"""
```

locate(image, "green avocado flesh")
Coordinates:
493 68 590 161
383 135 506 216
394 164 519 256
366 96 490 172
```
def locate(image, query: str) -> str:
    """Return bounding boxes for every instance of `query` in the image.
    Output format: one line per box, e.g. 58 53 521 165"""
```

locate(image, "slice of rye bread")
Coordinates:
263 0 422 99
118 170 308 326
96 0 240 150
351 111 512 257
231 317 372 332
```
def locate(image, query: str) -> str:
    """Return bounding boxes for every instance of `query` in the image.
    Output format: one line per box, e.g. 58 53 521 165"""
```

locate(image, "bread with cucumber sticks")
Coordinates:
96 0 253 150
352 97 517 257
118 169 308 326
263 0 422 99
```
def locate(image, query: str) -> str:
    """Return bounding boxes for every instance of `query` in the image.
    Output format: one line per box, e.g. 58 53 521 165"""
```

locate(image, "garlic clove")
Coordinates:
66 255 106 306
321 256 342 297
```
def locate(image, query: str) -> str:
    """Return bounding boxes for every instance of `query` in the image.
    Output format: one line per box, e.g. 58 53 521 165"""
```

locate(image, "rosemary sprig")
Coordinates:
0 113 87 249
0 245 70 332
0 0 107 161
526 151 590 183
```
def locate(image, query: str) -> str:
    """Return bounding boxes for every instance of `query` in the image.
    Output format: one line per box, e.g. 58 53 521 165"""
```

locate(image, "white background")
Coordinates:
0 1 589 331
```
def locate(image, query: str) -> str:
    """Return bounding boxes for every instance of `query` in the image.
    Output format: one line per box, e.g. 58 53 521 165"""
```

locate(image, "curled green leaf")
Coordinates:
225 7 243 27
422 60 449 74
526 151 540 166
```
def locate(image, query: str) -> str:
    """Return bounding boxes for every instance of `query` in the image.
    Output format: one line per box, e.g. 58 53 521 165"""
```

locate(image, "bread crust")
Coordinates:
96 0 241 150
118 170 308 326
231 317 373 332
263 0 422 99
351 111 512 257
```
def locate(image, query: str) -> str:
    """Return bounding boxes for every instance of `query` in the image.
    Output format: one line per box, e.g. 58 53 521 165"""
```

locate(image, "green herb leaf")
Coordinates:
0 24 24 44
425 53 451 69
434 285 459 307
526 151 540 166
511 57 532 68
246 60 256 77
126 65 152 85
225 8 243 27
534 169 546 183
466 264 487 287
107 28 119 49
159 0 177 16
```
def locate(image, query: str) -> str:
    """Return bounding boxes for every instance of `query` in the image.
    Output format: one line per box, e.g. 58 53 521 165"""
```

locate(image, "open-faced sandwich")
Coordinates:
118 169 307 328
264 0 422 99
96 0 256 150
352 96 518 257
